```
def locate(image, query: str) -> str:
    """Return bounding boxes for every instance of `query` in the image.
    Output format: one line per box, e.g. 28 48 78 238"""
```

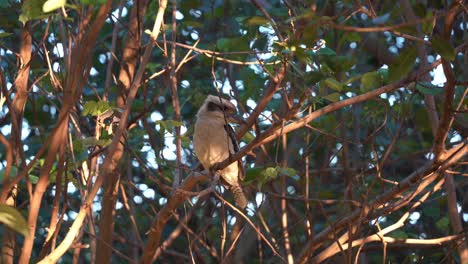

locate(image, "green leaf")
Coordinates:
216 38 231 50
80 0 106 4
82 137 111 148
423 206 440 218
415 82 443 95
82 100 110 116
412 3 427 17
332 56 356 73
216 37 249 53
316 47 336 56
323 92 340 102
324 78 342 91
377 68 389 83
360 71 382 92
319 63 334 75
156 120 183 134
0 1 11 8
389 230 408 239
307 71 324 84
28 175 39 184
340 32 361 44
0 166 18 182
43 0 66 12
317 190 334 199
96 139 112 147
19 0 48 24
180 135 191 148
0 204 29 237
436 216 449 231
422 11 434 35
0 32 12 38
82 101 97 116
431 36 455 61
290 61 306 76
131 100 145 112
72 137 111 162
398 25 417 35
245 16 269 26
96 101 111 116
183 21 203 28
262 167 278 179
276 167 296 177
343 74 362 86
242 131 255 144
388 46 417 82
73 138 84 153
245 166 282 187
244 167 263 183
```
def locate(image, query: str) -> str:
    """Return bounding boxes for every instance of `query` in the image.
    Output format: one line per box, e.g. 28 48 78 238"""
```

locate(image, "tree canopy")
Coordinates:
0 0 467 263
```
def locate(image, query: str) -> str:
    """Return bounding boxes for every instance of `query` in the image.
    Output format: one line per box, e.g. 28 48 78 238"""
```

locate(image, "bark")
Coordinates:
2 22 32 264
96 1 148 262
11 24 32 163
297 142 467 263
140 172 209 263
38 1 166 262
169 0 182 187
19 111 69 264
21 2 114 263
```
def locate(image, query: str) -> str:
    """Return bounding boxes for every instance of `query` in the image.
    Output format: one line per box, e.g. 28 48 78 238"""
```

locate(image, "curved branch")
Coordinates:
433 2 463 160
297 141 467 263
217 57 444 171
140 172 209 263
38 0 166 262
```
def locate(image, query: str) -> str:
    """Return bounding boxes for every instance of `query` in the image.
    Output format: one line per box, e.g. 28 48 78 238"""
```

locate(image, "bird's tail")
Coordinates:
230 185 247 209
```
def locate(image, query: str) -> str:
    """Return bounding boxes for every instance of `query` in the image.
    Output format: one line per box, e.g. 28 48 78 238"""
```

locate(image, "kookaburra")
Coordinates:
193 95 248 209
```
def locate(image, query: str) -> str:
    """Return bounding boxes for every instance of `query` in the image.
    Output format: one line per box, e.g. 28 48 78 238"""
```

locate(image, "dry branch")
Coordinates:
298 141 467 263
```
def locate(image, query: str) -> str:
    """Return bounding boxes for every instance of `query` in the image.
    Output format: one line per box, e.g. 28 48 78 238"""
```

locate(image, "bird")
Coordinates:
193 95 248 209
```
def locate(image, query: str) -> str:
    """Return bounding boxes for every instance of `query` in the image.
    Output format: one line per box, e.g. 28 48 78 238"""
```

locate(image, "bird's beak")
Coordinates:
227 114 246 124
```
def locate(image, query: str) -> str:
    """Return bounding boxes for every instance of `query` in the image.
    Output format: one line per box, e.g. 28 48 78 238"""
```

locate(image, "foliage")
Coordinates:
0 205 29 238
0 0 467 263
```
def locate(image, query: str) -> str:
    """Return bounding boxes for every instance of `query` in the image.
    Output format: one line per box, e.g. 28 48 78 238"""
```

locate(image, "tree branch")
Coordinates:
297 141 467 263
38 0 166 262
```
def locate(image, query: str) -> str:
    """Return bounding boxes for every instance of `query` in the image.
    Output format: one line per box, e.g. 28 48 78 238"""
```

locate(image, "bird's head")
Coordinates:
197 95 245 124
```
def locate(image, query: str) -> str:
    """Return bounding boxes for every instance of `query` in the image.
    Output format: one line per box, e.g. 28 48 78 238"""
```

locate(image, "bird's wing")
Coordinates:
224 124 239 153
224 124 244 180
237 160 245 181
